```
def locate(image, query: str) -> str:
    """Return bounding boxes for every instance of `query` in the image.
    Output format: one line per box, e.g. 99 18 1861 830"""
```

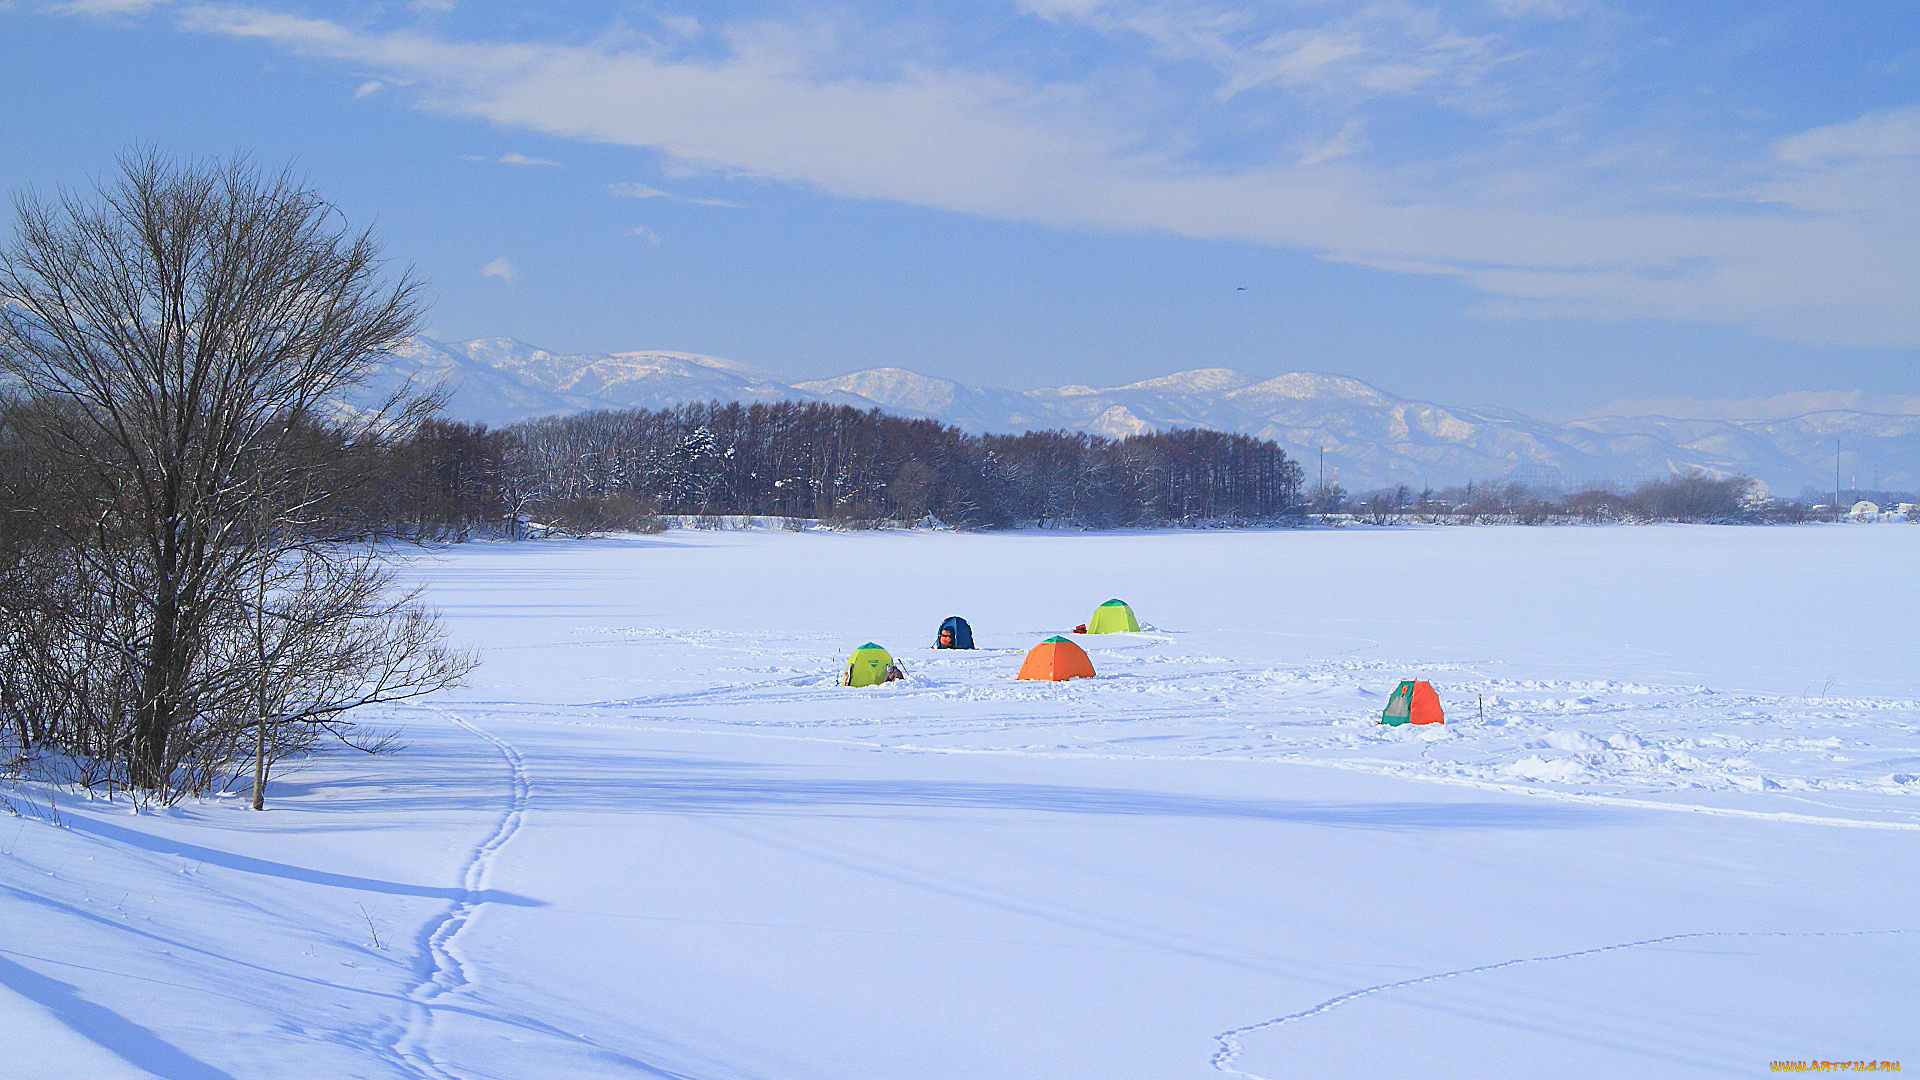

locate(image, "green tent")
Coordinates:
1085 599 1140 634
1381 679 1444 725
844 642 898 687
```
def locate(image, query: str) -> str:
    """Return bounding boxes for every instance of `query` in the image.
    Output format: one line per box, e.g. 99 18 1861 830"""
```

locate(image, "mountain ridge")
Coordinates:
359 337 1917 495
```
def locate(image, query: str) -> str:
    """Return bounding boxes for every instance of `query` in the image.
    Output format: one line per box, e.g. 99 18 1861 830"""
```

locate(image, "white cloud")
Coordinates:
689 197 746 208
352 79 383 99
173 4 1920 347
610 181 669 198
480 257 516 284
628 225 662 244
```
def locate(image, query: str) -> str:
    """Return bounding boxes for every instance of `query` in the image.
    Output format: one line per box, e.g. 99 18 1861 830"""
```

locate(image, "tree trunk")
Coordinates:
130 704 172 790
251 718 268 810
132 604 179 791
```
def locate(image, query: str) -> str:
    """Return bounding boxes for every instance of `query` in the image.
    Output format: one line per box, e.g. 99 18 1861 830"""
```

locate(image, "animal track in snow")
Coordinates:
1209 928 1918 1079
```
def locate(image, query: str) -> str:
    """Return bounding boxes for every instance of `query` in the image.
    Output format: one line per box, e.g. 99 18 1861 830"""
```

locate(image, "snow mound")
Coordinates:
1502 755 1594 782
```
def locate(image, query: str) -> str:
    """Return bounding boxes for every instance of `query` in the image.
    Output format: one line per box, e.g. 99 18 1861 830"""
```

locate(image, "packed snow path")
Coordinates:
4 525 1917 1078
388 711 532 1080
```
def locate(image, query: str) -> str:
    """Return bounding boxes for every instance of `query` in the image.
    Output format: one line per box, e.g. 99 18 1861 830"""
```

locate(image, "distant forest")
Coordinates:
354 400 1812 536
0 396 1848 541
391 401 1306 534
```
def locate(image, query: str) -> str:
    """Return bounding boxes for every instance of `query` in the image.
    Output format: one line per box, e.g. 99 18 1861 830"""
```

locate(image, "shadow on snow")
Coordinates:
312 754 1617 830
63 816 545 907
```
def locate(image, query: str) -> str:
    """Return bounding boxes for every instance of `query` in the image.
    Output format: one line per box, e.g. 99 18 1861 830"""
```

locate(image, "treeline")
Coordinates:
1336 472 1807 524
375 401 1307 535
270 404 1825 536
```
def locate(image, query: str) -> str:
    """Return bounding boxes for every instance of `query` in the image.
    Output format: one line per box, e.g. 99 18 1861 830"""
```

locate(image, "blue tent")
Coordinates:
935 616 975 649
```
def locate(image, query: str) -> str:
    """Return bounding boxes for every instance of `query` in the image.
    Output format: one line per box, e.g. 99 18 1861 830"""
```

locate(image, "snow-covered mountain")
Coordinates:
792 368 1057 432
356 338 836 426
361 337 1919 494
341 337 598 425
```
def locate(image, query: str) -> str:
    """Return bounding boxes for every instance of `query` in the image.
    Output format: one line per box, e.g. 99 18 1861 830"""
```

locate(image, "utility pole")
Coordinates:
1835 438 1842 522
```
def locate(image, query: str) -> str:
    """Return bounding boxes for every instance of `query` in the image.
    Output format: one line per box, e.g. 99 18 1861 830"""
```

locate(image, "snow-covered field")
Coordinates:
6 524 1917 1078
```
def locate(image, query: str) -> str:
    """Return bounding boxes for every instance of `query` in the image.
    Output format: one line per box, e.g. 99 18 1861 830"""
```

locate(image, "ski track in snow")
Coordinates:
387 709 530 1080
1208 928 1919 1079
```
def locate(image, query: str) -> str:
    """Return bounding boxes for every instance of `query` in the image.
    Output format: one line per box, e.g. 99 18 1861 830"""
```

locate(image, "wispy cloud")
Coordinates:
1775 105 1920 165
1582 389 1920 422
610 181 669 198
609 182 742 207
1299 117 1365 165
352 79 383 99
480 256 516 284
48 0 167 14
628 225 662 244
462 151 558 166
1019 0 1510 108
1486 0 1587 18
169 2 1920 346
1752 106 1920 217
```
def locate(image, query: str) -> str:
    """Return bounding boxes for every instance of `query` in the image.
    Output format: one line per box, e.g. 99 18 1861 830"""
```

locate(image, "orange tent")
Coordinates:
1017 636 1097 681
1381 680 1444 725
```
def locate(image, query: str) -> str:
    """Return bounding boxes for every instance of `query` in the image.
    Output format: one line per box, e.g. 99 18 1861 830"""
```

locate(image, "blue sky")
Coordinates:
3 0 1916 416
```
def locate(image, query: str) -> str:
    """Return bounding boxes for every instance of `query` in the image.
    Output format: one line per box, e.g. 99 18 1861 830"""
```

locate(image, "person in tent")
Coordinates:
935 616 975 650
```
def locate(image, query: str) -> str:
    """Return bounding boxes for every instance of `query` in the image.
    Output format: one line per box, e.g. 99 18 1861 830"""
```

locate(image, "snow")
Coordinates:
5 523 1916 1078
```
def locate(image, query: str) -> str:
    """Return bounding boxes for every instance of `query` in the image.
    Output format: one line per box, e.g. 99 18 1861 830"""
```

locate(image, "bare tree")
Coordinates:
0 149 473 800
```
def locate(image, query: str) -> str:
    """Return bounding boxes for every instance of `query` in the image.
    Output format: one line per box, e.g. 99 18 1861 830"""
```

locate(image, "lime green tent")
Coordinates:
1085 599 1140 634
844 642 899 687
